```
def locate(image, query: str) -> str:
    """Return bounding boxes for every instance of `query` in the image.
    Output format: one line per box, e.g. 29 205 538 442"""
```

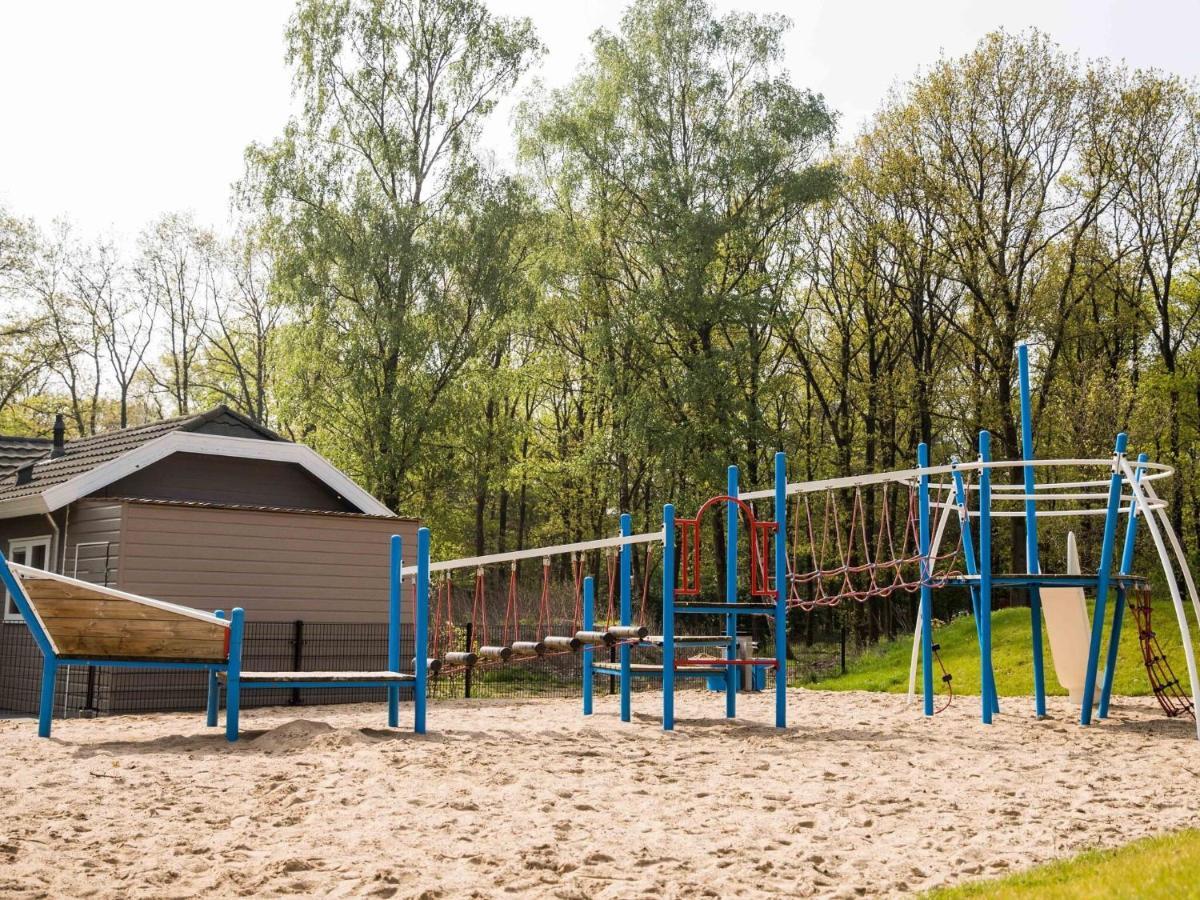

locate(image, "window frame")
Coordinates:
4 535 53 622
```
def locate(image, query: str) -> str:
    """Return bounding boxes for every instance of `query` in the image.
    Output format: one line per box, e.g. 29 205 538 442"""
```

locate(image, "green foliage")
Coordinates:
926 829 1200 899
812 593 1192 698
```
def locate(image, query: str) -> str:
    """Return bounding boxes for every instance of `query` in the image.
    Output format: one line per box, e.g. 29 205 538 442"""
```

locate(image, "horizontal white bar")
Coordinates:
739 457 1173 501
929 503 1165 518
401 528 664 576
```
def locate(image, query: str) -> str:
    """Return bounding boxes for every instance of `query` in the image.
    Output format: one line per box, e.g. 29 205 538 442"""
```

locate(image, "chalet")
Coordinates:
0 407 419 715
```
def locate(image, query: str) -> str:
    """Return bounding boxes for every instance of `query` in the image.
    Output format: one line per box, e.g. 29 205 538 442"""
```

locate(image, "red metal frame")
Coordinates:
674 494 778 598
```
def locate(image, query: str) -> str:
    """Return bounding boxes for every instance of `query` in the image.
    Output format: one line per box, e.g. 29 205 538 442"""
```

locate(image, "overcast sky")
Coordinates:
2 0 1198 246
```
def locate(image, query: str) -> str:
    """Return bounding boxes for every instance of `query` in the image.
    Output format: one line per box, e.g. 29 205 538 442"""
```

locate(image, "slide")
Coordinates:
1040 532 1100 706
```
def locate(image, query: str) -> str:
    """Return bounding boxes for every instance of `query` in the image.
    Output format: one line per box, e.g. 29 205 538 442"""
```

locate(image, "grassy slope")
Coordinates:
810 594 1193 698
926 830 1200 899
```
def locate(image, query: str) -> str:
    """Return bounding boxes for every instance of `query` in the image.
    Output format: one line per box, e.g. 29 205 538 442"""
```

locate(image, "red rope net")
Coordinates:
786 483 962 610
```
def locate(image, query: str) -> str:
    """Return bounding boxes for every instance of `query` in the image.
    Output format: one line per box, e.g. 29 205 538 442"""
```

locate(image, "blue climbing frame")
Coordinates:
916 343 1147 727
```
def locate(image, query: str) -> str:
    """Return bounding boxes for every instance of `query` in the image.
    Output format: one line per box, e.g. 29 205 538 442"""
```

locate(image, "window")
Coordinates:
5 536 51 622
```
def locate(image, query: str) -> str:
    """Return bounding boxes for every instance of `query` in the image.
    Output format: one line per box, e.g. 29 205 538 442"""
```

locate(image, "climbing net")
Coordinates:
785 480 963 611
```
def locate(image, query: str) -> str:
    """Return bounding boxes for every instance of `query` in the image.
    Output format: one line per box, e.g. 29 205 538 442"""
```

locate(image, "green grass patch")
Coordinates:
926 829 1200 898
810 593 1192 698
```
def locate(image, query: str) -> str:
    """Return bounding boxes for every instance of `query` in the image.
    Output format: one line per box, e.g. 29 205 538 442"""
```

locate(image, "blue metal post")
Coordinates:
950 464 998 715
388 535 402 728
37 656 57 738
415 528 430 734
774 451 788 728
1017 344 1048 718
620 514 633 723
1081 433 1129 724
207 609 225 727
918 442 934 717
582 575 595 715
1099 453 1147 719
225 607 245 742
979 432 996 724
726 465 739 717
663 503 676 731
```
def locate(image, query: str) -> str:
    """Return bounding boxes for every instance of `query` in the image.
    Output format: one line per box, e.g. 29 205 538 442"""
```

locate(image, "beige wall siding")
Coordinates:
99 452 361 512
63 500 123 584
119 502 419 623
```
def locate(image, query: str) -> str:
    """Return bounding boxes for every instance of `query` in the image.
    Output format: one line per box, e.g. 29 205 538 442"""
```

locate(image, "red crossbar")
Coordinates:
678 657 779 669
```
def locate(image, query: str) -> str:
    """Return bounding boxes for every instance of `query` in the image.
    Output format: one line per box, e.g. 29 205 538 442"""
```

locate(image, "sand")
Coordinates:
1 690 1198 898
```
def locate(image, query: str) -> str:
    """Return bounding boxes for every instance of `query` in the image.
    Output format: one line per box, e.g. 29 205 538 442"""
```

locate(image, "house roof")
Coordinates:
0 407 282 504
0 407 395 519
0 436 53 480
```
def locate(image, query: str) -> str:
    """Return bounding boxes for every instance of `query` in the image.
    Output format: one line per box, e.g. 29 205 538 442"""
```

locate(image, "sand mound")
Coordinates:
250 718 335 751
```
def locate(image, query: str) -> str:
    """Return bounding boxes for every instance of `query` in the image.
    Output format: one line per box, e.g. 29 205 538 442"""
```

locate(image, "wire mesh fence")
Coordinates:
1 616 859 719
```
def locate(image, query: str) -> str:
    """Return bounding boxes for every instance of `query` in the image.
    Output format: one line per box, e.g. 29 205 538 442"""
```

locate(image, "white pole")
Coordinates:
907 487 955 705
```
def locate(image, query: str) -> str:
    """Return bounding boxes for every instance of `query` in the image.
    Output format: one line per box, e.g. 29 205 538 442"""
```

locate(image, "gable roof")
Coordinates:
0 407 394 519
0 406 282 504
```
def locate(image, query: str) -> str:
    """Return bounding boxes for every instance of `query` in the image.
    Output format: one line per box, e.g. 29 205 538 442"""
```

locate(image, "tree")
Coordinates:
244 0 542 511
195 232 283 425
71 238 154 428
136 213 215 417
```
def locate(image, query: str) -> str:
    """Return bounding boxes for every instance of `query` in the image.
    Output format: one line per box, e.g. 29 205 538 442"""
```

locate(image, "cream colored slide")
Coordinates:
1041 532 1101 706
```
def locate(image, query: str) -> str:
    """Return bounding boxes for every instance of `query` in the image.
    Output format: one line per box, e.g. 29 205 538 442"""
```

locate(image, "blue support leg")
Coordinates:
415 528 430 735
38 656 57 738
225 607 245 742
1017 344 1047 718
1100 453 1147 719
663 503 676 731
979 432 996 724
583 576 595 716
1081 433 1128 725
726 465 739 719
774 452 788 728
620 514 632 723
388 535 403 729
207 609 225 727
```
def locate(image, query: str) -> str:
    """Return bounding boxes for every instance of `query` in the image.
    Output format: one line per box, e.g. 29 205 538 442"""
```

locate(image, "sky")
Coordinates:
1 0 1198 247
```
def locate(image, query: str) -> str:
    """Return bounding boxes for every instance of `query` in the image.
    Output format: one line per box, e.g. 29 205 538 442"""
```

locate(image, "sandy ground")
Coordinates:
1 690 1198 899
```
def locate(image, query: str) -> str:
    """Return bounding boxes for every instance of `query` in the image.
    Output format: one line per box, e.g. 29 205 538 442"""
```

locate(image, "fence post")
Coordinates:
290 619 304 706
463 622 473 700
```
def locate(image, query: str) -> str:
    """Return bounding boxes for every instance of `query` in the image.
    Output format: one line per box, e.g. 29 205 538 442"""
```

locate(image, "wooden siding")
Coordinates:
64 499 123 584
119 502 418 623
19 573 228 662
98 452 360 512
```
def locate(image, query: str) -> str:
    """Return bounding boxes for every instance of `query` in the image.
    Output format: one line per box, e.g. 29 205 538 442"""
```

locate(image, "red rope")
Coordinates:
470 567 488 649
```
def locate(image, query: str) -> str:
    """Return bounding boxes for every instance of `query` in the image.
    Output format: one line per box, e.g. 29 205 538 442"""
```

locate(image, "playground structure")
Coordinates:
405 344 1199 737
3 343 1197 740
0 533 429 741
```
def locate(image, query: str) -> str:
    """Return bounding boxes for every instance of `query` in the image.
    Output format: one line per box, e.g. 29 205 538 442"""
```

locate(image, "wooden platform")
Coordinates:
219 671 416 684
592 662 726 677
643 635 735 647
12 564 228 663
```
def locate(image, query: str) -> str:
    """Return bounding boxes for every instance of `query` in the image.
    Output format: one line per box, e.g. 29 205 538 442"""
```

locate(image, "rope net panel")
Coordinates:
1129 584 1195 719
786 482 962 610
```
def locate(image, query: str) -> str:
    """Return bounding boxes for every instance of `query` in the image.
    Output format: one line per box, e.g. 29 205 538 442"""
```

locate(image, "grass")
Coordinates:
809 592 1193 698
925 830 1200 898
